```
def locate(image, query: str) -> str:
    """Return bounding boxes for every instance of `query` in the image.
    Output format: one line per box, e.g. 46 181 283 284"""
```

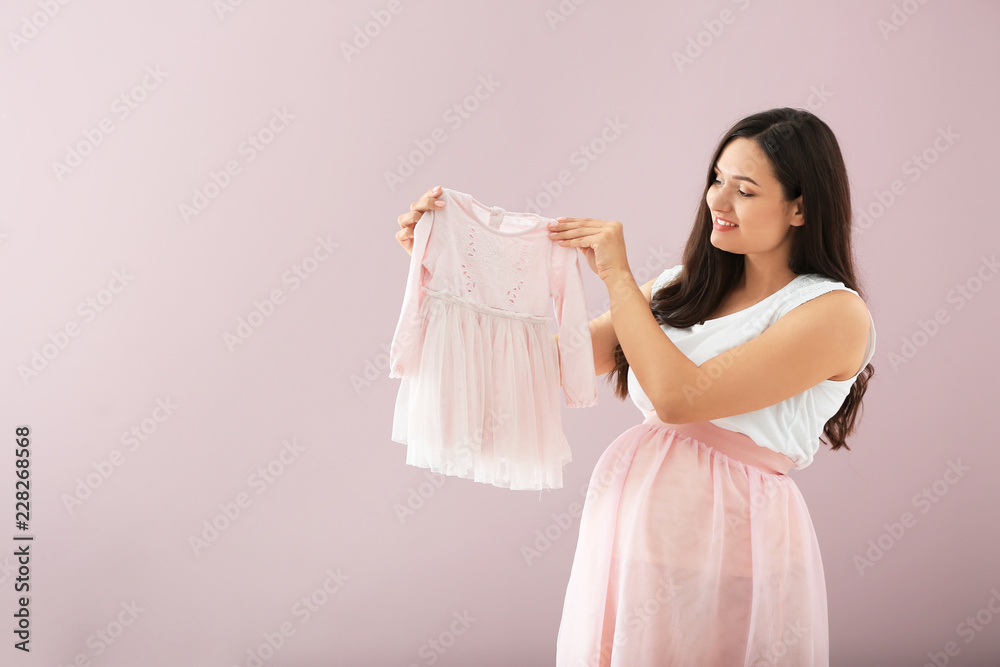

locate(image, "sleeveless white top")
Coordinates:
627 264 876 470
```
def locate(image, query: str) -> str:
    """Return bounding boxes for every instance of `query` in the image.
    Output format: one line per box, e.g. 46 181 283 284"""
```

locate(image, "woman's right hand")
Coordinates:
396 185 446 256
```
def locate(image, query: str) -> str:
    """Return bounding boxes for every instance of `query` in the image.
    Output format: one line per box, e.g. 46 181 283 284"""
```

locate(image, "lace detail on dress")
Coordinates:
461 223 532 306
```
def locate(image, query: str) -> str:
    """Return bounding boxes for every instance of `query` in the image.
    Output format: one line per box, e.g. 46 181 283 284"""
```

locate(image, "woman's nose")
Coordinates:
707 186 730 210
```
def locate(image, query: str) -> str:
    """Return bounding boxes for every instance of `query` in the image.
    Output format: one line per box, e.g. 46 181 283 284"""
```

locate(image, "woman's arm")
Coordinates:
554 275 658 382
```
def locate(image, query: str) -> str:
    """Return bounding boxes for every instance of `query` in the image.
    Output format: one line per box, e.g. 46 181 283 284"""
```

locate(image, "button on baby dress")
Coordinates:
388 187 597 490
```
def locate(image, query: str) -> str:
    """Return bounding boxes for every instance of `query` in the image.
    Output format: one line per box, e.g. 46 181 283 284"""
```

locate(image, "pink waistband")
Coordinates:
642 409 796 476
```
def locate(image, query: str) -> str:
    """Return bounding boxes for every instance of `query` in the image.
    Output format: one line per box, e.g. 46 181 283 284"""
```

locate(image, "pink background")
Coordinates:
2 1 998 665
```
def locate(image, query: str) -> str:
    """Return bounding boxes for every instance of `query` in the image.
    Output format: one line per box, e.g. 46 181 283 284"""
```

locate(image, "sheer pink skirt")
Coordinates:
556 410 829 666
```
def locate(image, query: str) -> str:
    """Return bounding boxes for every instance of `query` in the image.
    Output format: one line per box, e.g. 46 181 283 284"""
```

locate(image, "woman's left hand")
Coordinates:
548 217 632 284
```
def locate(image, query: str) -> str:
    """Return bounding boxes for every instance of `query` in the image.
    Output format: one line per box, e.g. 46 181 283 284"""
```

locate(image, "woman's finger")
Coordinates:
399 186 446 230
550 226 593 241
411 185 446 213
397 210 420 229
397 186 445 255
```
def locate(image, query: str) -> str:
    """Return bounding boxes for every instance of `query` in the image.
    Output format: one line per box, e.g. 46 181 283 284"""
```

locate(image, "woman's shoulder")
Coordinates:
773 274 874 347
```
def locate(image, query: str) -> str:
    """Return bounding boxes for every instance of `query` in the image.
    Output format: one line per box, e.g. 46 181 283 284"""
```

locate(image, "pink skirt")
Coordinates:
556 410 829 666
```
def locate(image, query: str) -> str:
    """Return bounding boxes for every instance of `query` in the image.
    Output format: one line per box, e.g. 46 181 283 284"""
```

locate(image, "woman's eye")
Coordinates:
713 177 753 197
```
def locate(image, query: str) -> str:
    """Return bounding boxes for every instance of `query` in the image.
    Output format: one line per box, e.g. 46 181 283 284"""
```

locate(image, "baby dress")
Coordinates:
388 187 597 490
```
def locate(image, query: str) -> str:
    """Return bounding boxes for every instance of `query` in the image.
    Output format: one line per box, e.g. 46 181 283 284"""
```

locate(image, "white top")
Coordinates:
627 264 876 470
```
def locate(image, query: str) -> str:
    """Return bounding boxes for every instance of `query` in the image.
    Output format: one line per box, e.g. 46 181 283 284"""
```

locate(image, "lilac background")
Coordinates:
1 1 998 665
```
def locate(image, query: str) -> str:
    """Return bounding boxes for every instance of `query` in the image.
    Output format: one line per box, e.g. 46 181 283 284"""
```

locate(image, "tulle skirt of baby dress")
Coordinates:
391 288 574 490
556 409 829 666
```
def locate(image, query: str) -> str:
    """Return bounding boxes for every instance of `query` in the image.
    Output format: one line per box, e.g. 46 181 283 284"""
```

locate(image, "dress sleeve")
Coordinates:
388 207 435 379
549 243 598 407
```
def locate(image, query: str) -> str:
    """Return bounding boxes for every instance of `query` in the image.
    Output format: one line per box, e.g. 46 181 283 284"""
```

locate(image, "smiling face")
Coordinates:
706 137 804 255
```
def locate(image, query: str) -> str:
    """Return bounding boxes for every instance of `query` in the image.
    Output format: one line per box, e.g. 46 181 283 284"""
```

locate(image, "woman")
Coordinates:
395 108 875 666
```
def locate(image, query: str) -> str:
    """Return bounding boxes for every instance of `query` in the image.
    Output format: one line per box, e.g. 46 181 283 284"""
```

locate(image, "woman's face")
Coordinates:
705 137 804 255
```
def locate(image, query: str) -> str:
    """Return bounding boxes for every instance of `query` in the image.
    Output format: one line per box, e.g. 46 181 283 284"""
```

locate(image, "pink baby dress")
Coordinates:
388 187 597 490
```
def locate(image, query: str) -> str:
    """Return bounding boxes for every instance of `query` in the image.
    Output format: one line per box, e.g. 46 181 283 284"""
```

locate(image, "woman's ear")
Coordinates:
789 196 805 228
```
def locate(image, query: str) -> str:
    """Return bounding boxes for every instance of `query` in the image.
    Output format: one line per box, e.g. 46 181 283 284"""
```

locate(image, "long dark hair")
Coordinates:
608 107 873 452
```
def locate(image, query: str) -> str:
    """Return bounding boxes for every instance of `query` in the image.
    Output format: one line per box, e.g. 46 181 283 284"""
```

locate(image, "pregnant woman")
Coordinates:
394 107 875 666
